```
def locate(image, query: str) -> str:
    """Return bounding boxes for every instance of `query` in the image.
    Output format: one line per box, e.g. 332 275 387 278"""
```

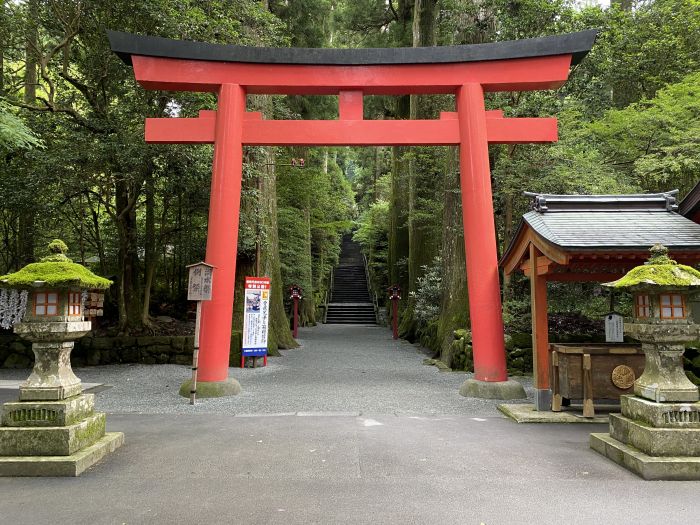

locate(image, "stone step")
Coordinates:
0 431 124 477
590 432 700 481
327 234 375 325
0 412 106 456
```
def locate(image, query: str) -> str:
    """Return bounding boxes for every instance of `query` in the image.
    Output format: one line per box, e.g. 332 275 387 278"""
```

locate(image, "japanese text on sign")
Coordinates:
187 263 214 301
242 276 271 357
605 313 624 343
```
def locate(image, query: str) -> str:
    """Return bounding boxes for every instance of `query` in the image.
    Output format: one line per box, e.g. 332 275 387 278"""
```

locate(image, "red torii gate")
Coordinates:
110 30 596 397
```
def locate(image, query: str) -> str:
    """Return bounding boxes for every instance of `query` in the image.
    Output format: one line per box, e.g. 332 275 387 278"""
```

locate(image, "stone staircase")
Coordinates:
325 235 376 324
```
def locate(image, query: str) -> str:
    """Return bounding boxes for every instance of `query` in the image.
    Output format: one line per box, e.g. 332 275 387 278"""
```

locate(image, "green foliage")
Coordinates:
354 200 389 246
591 71 700 195
276 148 355 312
354 199 389 298
0 101 42 152
278 207 313 295
493 99 638 214
0 0 290 331
412 256 443 323
601 0 700 108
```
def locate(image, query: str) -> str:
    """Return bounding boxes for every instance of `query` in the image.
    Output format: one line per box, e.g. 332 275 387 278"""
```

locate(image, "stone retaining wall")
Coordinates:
0 331 243 369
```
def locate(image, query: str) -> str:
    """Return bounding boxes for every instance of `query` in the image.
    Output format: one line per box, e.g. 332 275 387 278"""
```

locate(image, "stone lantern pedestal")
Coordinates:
0 241 122 476
0 321 123 476
591 245 700 480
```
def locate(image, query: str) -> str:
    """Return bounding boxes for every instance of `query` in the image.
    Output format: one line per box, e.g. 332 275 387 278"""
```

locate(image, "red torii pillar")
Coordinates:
110 30 595 398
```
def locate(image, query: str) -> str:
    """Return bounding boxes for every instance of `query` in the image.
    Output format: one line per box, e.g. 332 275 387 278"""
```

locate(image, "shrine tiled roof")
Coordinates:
523 210 700 250
516 191 700 252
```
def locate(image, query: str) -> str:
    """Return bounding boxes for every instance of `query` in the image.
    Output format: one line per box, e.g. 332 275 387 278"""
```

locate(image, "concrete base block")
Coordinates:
0 413 105 456
498 404 608 424
591 432 700 480
179 378 242 399
459 378 526 400
0 432 124 477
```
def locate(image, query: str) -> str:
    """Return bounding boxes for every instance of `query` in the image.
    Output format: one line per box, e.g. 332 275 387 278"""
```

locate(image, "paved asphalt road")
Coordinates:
0 325 697 524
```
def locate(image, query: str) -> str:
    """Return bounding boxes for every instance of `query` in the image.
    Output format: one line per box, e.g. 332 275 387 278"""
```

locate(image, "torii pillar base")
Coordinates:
459 378 526 400
178 378 242 399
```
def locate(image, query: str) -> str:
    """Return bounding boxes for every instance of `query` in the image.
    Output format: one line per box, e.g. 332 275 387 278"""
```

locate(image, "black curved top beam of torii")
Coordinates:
108 29 597 67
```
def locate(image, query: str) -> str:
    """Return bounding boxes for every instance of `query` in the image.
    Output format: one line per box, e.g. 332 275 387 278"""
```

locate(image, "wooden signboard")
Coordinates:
605 313 624 343
186 263 214 302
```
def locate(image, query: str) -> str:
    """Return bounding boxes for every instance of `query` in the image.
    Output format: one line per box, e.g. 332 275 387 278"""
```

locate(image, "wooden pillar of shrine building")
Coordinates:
109 30 596 399
501 192 700 410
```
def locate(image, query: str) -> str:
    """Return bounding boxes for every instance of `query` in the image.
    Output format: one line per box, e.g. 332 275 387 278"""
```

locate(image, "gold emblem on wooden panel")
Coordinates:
611 365 635 389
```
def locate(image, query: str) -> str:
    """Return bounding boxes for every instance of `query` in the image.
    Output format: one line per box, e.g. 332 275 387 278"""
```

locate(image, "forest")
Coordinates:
1 0 699 366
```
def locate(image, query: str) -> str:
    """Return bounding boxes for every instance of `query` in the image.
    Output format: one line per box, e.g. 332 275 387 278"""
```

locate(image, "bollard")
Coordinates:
289 284 303 339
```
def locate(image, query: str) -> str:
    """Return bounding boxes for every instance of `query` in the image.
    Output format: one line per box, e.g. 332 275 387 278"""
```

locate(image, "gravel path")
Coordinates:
0 324 533 416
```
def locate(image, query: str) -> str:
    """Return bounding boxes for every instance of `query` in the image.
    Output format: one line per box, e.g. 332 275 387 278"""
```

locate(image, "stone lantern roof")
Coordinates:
0 240 111 290
603 244 700 292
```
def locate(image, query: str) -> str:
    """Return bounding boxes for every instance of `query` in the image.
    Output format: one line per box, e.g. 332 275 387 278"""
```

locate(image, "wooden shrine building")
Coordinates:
500 191 700 410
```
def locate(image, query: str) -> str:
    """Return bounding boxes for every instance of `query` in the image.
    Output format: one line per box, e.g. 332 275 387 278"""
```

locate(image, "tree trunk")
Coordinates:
115 177 142 333
373 147 382 202
500 144 517 306
18 0 38 266
259 146 298 351
387 0 416 323
388 148 409 295
300 207 316 326
399 0 439 340
241 96 298 352
142 170 156 326
86 193 107 276
436 147 470 367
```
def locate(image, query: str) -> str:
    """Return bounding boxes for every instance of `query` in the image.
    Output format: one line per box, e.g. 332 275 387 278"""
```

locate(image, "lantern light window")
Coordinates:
660 293 686 319
35 292 58 316
635 294 650 318
68 292 82 316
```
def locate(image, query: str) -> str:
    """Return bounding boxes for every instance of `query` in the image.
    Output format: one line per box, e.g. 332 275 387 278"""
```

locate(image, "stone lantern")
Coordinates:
591 244 700 480
0 240 123 476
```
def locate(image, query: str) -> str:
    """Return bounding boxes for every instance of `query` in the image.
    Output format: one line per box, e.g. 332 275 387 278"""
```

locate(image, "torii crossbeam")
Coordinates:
110 30 597 400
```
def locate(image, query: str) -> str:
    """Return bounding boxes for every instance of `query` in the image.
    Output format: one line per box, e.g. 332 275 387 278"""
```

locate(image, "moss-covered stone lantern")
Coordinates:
0 240 123 476
591 244 700 480
605 244 700 403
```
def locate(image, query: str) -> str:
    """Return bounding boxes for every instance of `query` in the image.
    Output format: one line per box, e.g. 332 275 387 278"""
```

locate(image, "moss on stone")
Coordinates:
48 239 69 255
604 245 700 290
0 240 111 289
607 263 700 289
0 261 111 289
